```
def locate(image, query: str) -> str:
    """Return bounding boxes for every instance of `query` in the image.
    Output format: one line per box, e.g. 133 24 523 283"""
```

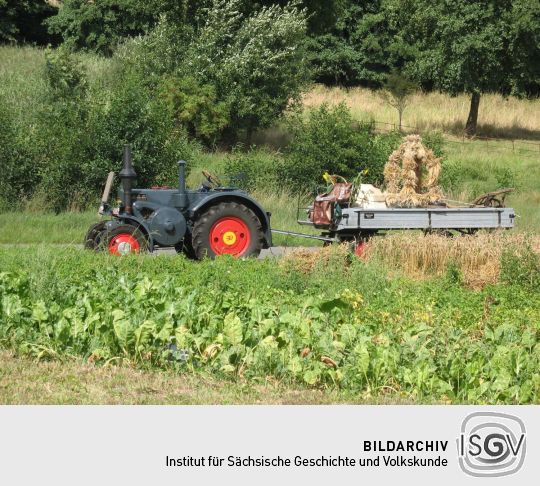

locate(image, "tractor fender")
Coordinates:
105 216 155 251
189 193 272 248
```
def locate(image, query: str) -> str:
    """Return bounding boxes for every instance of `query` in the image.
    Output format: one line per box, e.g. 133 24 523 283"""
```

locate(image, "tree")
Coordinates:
46 0 205 55
305 1 414 87
0 0 58 44
130 0 310 144
381 70 417 131
398 0 540 136
305 33 362 85
202 1 310 141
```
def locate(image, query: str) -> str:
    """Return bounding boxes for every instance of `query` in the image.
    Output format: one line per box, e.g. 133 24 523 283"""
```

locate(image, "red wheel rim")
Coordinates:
108 233 141 255
355 242 366 258
209 217 251 256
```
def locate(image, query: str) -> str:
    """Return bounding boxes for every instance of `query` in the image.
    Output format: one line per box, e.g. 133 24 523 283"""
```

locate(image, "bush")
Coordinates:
224 147 284 191
0 99 36 210
44 47 87 100
500 245 540 290
159 75 230 146
1 46 206 212
28 50 202 211
421 130 445 158
494 167 519 189
283 103 401 189
84 73 199 190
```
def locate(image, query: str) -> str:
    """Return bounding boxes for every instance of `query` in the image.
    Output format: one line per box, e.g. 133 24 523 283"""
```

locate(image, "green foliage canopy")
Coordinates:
46 0 195 55
284 103 401 189
399 0 540 133
124 0 311 144
0 0 57 44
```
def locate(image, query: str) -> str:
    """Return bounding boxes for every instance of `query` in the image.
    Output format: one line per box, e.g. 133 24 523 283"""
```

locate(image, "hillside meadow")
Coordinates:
3 45 540 140
304 85 540 141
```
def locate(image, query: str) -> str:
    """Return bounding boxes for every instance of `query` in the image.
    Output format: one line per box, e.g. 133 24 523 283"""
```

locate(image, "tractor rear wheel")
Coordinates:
192 202 264 259
105 224 147 256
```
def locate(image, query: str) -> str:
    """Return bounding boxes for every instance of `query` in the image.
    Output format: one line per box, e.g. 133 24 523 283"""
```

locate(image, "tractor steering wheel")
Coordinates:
202 170 222 187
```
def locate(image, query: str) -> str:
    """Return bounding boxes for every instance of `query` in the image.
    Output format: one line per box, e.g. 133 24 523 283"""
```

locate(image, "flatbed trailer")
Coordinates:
272 206 516 244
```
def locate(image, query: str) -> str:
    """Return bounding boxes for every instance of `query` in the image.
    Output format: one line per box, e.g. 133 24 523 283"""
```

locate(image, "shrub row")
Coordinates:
224 104 445 193
0 50 202 212
0 46 443 211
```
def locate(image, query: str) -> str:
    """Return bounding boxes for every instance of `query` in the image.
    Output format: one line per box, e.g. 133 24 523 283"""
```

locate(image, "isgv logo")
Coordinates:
457 412 526 477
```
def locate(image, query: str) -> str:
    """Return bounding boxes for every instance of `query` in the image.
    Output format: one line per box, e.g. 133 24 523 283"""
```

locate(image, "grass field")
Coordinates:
304 85 540 141
1 350 383 405
0 45 112 125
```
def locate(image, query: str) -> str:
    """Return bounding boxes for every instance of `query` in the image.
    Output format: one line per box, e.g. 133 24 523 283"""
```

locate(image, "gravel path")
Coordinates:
0 244 320 259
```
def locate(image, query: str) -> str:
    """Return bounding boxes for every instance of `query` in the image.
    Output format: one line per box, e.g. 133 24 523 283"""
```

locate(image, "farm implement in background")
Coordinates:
274 134 516 255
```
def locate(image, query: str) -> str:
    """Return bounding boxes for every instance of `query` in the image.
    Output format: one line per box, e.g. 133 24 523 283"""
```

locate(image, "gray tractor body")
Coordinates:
97 147 272 253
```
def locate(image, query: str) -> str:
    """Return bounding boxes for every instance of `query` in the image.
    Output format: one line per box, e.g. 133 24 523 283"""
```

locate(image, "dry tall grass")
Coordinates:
363 232 540 288
303 85 540 140
280 233 540 288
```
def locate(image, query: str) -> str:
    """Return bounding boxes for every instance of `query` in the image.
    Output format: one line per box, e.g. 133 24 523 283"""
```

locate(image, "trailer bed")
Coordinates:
333 206 515 232
272 206 516 243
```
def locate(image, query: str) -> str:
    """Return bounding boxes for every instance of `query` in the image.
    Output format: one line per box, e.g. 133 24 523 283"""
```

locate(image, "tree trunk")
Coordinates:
465 92 481 137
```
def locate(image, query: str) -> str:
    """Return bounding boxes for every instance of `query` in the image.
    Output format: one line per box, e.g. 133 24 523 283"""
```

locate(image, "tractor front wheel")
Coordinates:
84 221 107 249
105 224 147 256
192 202 264 259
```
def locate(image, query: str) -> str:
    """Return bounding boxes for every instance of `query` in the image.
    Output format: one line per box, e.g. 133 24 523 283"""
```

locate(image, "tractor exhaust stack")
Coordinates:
178 160 186 194
119 145 137 214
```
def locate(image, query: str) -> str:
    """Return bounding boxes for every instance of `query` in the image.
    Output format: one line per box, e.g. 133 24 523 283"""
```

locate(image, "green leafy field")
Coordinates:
1 246 539 404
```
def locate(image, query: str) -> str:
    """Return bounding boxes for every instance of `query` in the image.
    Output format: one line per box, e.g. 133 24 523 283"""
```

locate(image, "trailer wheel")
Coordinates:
192 202 264 259
354 241 367 257
105 224 147 256
84 221 107 250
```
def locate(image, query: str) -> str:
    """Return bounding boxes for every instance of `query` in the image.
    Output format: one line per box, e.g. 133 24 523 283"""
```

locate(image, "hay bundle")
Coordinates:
384 134 443 207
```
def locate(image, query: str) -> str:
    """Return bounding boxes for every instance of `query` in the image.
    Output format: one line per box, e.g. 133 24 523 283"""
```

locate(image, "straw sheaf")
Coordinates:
384 134 443 207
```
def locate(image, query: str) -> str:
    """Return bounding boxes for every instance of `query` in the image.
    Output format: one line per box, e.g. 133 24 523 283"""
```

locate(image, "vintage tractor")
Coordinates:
85 146 272 259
